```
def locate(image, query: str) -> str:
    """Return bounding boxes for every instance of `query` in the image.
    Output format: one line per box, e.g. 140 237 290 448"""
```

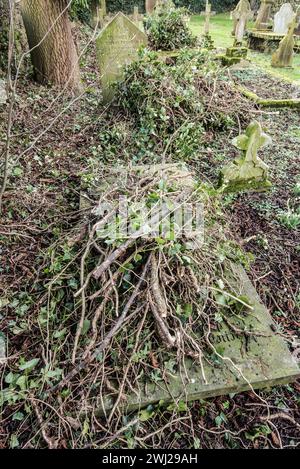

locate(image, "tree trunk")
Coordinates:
20 0 80 90
0 0 9 72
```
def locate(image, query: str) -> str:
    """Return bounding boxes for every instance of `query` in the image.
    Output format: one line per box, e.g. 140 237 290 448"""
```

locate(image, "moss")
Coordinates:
226 46 248 58
218 174 272 193
257 98 300 108
220 55 242 66
236 84 300 108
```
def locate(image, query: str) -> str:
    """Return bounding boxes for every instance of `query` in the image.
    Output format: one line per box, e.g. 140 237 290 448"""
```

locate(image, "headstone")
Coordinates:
219 121 272 192
146 0 157 14
202 1 212 35
133 5 144 28
90 1 104 29
231 0 253 37
96 12 148 103
100 0 106 17
95 242 299 414
82 164 299 415
0 79 7 105
232 0 254 44
273 3 294 34
272 13 297 67
254 0 275 30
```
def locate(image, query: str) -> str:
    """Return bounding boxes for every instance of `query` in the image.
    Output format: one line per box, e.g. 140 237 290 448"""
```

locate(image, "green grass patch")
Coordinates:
190 13 300 84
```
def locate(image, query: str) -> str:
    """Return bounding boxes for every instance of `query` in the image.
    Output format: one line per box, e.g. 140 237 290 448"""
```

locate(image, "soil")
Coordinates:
231 67 300 100
0 25 299 449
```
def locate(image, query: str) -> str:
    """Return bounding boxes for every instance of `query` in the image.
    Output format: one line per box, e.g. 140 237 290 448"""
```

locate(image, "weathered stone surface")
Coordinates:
231 0 253 43
96 264 299 414
219 121 272 192
201 2 212 35
96 12 147 103
226 46 248 58
248 29 300 52
221 46 248 66
274 3 294 34
0 79 6 104
89 1 104 29
272 13 297 67
254 0 275 30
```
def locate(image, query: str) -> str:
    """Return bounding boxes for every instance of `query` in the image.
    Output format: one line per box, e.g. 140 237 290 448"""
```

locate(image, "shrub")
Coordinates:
144 1 197 51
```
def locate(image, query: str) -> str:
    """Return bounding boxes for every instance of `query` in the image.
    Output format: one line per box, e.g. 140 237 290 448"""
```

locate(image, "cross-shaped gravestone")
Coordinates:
231 0 253 40
232 0 253 44
202 1 212 35
220 121 271 192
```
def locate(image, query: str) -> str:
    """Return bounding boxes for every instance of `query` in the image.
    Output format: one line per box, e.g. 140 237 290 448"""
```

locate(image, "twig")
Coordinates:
48 256 151 393
0 1 15 212
31 399 58 449
259 412 300 431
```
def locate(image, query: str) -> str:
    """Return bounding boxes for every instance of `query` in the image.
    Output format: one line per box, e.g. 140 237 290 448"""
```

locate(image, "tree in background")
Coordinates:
20 0 80 90
0 0 9 72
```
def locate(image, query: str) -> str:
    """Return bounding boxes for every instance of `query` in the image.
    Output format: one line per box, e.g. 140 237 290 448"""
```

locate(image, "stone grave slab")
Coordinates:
84 164 299 414
96 12 147 103
97 263 299 414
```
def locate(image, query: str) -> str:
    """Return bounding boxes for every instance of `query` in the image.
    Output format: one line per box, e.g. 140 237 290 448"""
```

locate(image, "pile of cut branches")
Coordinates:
33 165 255 419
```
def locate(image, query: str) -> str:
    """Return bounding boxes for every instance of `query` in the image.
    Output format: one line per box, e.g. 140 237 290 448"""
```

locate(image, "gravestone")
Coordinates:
274 3 294 34
0 80 6 105
133 5 144 29
272 13 297 67
231 0 253 37
101 263 299 413
90 165 299 414
219 121 272 192
96 12 148 103
232 0 254 44
82 164 299 415
200 0 216 28
145 0 157 14
100 0 106 16
254 0 275 30
90 1 104 29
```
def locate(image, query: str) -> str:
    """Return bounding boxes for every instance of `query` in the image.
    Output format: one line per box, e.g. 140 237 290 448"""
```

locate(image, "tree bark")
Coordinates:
20 0 80 90
0 0 9 72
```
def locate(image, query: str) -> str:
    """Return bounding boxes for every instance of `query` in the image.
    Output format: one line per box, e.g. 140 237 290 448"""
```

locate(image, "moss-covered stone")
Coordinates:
219 120 272 193
221 55 243 66
271 13 297 68
96 12 147 103
226 46 248 58
94 263 299 415
236 84 300 108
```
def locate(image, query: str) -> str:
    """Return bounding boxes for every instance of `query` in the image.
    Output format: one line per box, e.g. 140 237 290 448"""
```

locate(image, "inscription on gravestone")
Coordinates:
96 12 147 103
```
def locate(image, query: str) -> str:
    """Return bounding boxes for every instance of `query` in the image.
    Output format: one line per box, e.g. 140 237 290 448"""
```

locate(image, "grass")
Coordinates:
190 13 300 84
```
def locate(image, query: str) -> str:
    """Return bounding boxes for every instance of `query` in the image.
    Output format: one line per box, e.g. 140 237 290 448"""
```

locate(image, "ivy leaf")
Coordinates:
139 406 155 422
19 358 40 371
